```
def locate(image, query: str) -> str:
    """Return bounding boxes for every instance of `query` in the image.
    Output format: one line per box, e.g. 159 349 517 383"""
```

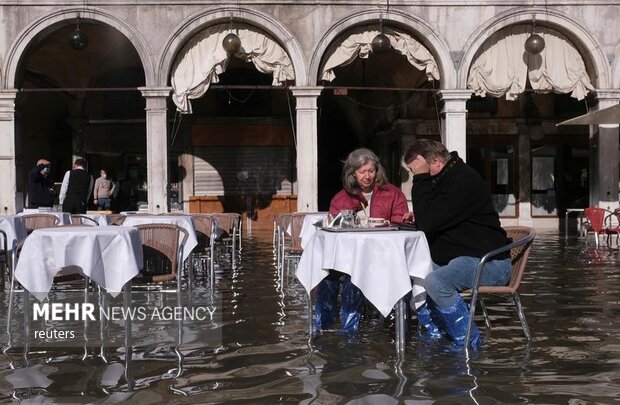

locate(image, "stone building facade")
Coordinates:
0 1 618 229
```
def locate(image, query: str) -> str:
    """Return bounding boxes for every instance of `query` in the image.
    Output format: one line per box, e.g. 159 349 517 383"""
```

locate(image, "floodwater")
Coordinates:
1 230 619 403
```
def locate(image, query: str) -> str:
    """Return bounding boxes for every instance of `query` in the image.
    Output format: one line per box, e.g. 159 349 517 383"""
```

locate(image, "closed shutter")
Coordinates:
194 146 293 196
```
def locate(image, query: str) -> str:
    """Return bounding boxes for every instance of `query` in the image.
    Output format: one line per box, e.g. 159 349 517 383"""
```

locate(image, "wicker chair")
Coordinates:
189 213 218 284
107 214 126 226
71 214 99 226
134 224 188 293
464 226 536 352
210 213 241 268
21 213 60 234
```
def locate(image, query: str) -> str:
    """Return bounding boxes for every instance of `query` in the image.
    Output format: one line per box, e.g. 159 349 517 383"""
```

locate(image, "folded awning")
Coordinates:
556 103 620 126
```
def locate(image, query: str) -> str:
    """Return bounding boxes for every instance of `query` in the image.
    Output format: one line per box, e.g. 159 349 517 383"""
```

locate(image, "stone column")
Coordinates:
439 90 472 162
139 87 171 214
592 90 620 211
291 87 322 212
0 90 18 214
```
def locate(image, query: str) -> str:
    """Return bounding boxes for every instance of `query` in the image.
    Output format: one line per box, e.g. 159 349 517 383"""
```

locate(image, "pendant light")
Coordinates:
69 14 88 51
371 0 391 54
524 6 545 55
222 4 241 55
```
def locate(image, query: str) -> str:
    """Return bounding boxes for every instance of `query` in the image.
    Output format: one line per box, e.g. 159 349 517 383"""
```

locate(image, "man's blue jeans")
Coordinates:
425 256 512 309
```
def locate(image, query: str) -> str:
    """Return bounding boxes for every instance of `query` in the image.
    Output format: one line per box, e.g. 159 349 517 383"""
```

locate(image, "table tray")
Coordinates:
318 225 399 232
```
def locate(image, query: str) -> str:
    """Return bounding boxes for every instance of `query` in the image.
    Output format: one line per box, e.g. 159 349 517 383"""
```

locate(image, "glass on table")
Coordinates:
340 209 355 228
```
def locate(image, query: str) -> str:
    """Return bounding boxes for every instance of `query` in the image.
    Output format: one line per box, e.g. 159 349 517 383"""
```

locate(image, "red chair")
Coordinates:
583 208 609 248
605 209 620 247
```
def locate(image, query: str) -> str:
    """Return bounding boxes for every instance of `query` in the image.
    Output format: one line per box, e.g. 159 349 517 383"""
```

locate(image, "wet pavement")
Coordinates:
1 230 619 403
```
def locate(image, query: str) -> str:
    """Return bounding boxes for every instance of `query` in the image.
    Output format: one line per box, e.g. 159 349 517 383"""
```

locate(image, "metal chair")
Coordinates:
21 214 60 234
71 215 99 226
210 213 241 268
604 209 620 247
465 226 536 353
189 213 218 286
133 224 189 294
583 207 610 248
0 229 8 289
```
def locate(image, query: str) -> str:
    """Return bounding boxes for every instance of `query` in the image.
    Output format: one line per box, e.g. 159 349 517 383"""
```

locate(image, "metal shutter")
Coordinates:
194 146 293 196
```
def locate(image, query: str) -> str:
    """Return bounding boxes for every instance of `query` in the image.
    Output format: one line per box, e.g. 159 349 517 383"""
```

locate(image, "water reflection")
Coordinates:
1 231 619 402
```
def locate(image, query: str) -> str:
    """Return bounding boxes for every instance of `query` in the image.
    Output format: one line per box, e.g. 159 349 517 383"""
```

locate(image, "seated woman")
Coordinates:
315 148 409 333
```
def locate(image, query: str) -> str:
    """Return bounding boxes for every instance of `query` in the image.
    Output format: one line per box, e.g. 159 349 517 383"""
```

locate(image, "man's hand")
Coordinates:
407 155 430 175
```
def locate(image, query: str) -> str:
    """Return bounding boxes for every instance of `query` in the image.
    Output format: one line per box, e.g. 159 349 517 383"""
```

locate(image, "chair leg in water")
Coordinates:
436 296 482 351
340 276 364 333
415 300 444 339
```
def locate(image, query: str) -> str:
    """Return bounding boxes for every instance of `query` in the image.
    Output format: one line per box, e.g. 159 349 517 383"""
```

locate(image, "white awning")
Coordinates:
557 103 620 126
320 27 440 82
468 25 594 101
171 24 295 113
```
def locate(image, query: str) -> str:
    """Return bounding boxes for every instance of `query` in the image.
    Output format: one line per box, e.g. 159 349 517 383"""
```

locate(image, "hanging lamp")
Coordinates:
69 15 88 50
222 15 241 54
371 4 391 54
524 13 545 54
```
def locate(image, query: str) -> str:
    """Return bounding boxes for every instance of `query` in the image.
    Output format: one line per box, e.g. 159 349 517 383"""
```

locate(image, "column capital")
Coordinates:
0 90 18 120
290 86 323 98
439 89 473 102
138 86 172 98
595 89 620 101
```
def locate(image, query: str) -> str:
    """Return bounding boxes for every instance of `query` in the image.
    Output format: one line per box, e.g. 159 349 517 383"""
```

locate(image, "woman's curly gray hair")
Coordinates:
342 148 387 195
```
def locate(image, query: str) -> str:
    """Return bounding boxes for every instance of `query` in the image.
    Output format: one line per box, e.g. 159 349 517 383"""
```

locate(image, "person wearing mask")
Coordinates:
93 169 115 211
59 158 93 214
403 139 511 350
315 148 409 334
27 158 55 209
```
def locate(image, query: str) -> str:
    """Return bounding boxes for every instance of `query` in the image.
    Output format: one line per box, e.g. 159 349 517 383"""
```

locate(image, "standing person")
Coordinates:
315 148 409 334
27 159 55 209
93 169 115 211
403 139 511 350
59 158 93 214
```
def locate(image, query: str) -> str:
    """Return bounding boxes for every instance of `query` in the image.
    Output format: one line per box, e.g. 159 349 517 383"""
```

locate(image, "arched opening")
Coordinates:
168 23 297 230
465 23 595 220
16 19 146 212
316 24 442 209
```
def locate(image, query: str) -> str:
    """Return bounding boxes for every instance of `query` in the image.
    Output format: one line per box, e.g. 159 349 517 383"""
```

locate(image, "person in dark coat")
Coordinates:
59 158 93 214
403 139 511 351
28 158 55 208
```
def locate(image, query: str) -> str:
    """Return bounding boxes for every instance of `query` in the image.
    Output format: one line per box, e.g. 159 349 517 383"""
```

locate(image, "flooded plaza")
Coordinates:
1 230 619 403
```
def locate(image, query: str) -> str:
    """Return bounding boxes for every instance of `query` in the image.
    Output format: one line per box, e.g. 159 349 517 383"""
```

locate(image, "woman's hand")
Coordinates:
402 212 415 223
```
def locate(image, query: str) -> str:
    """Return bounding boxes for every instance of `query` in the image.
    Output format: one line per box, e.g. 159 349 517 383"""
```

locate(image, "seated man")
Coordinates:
403 139 511 350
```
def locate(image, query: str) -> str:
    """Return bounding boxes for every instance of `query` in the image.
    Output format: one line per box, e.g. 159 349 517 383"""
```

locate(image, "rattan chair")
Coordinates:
189 214 218 285
464 226 536 352
21 213 60 234
210 213 241 268
133 223 188 293
107 214 126 226
71 215 99 226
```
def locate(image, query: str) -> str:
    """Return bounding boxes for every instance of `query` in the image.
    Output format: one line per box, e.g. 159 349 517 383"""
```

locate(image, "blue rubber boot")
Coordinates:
340 275 365 333
415 300 444 340
436 296 482 351
314 276 340 332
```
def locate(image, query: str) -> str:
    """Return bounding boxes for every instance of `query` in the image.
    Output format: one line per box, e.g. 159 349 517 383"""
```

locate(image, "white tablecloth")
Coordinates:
15 226 143 301
299 213 328 249
296 229 433 317
0 215 28 252
121 215 198 261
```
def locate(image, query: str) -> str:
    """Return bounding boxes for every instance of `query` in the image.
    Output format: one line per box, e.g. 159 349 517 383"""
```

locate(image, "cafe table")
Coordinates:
14 226 143 301
296 226 433 353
